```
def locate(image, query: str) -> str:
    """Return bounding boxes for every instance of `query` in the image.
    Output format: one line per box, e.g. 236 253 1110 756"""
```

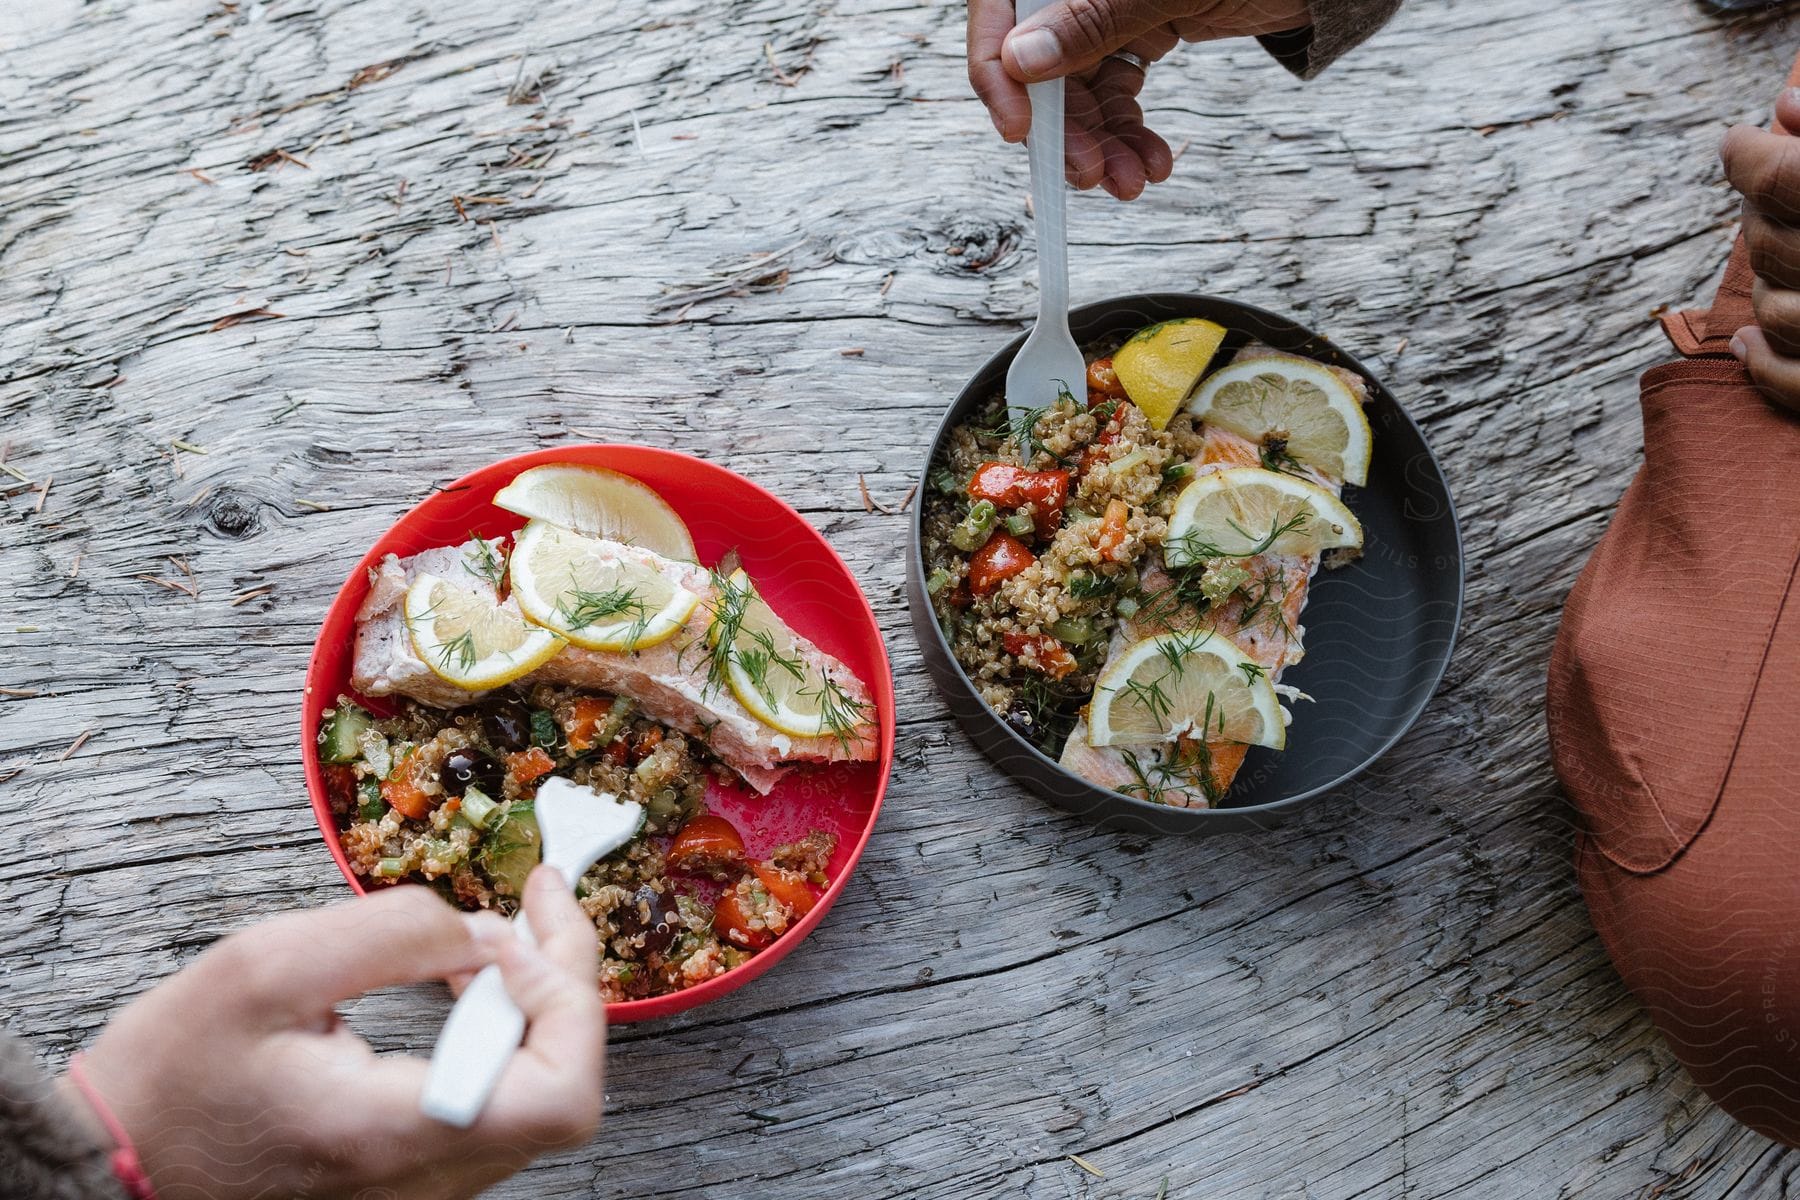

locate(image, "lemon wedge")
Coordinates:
1087 630 1284 750
509 520 700 651
1187 354 1372 486
710 569 868 743
404 574 565 690
1111 318 1228 431
493 464 697 561
1165 466 1363 569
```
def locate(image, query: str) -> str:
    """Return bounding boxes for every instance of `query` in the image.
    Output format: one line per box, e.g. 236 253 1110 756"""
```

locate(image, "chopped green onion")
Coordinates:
1112 447 1152 474
461 786 500 829
1162 462 1194 486
1004 511 1037 538
949 500 998 552
929 467 962 496
1049 617 1094 645
926 567 954 595
374 856 409 878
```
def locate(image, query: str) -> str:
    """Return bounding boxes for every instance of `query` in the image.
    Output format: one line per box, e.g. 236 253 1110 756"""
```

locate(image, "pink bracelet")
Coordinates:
65 1052 158 1200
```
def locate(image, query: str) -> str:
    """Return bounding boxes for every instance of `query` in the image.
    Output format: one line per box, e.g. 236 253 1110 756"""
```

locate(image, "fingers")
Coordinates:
1731 324 1800 413
1723 122 1800 225
1743 208 1800 290
481 867 605 1149
1061 54 1172 199
1753 276 1800 357
208 887 499 1023
521 864 601 987
970 0 1031 142
1002 0 1170 83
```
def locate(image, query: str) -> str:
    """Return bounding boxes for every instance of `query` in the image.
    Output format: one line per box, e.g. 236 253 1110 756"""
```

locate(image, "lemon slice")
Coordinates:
404 574 565 689
710 569 867 742
1111 318 1228 431
1088 630 1285 749
1165 466 1363 569
509 520 700 651
493 464 697 561
1187 354 1372 486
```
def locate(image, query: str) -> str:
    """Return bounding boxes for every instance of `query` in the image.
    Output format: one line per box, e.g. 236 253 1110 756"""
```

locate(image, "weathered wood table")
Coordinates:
5 0 1798 1195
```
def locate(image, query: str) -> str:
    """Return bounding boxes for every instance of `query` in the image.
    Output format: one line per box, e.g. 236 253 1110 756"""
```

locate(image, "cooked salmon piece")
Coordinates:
351 539 878 793
1058 347 1363 807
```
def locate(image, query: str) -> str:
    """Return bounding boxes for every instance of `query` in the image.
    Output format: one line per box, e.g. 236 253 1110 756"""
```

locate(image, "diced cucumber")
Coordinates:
1004 512 1037 538
356 777 384 821
479 802 541 897
319 705 372 765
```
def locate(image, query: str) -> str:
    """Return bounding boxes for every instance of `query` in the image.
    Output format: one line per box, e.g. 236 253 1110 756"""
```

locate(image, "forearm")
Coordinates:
1261 0 1403 79
0 1034 117 1200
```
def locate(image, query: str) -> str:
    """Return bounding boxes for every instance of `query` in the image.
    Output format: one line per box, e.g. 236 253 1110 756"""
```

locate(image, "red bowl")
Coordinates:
301 445 896 1023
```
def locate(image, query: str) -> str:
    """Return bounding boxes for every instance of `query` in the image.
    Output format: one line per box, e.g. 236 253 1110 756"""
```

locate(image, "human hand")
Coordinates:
1722 87 1800 412
62 868 604 1200
967 0 1312 199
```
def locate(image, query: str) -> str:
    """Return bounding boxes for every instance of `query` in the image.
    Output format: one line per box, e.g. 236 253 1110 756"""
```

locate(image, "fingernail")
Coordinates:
1731 333 1748 361
1007 28 1061 77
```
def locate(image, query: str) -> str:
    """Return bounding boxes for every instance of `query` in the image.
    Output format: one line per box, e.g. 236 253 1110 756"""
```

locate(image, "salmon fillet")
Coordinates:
1058 348 1365 807
351 539 878 793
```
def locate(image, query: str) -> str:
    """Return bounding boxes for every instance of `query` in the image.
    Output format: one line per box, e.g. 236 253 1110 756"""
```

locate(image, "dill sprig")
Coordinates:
558 581 645 631
735 627 805 709
1118 739 1224 807
698 568 756 695
464 534 508 589
1004 394 1075 467
436 630 477 673
1167 511 1310 564
805 672 870 750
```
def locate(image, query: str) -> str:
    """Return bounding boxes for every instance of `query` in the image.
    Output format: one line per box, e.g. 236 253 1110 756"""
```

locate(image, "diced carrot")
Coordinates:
1095 499 1131 562
381 750 436 821
505 746 556 787
565 696 614 753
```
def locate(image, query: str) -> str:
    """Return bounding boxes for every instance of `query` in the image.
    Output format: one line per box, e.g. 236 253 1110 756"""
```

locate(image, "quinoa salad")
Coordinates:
315 460 879 1004
318 684 838 1003
923 318 1373 808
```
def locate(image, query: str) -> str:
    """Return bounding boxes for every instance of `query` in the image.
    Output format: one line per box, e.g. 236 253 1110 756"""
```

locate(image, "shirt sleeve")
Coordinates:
1258 0 1403 80
0 1035 119 1200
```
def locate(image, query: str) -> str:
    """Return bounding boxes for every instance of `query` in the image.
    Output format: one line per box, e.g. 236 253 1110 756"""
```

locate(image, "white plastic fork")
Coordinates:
1005 0 1087 412
418 777 644 1128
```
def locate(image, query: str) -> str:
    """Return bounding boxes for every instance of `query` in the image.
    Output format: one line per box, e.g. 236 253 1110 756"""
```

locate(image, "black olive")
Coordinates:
1004 701 1037 739
440 749 504 798
482 701 533 751
613 884 678 956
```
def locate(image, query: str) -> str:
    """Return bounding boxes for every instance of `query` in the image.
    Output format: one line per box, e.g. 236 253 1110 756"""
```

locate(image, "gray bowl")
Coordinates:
906 293 1464 836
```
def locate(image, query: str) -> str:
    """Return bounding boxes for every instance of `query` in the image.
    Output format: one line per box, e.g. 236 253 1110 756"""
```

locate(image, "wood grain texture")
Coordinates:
3 0 1798 1195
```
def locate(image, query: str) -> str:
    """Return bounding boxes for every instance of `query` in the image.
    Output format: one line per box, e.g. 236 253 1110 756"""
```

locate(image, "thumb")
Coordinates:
1002 0 1162 82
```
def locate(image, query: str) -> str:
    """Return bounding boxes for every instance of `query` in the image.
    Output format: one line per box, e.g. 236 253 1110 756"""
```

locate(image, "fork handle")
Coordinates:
417 915 539 1129
1017 1 1069 332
